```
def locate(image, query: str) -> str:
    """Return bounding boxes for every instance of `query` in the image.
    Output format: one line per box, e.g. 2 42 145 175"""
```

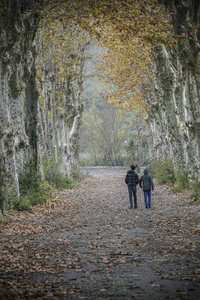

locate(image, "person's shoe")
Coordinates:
134 205 138 209
145 206 148 208
149 204 151 208
129 205 133 209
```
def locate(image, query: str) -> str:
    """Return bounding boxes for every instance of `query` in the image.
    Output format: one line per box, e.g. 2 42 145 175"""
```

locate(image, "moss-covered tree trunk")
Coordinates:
0 1 86 214
147 0 200 180
0 0 39 214
35 24 85 180
37 71 84 180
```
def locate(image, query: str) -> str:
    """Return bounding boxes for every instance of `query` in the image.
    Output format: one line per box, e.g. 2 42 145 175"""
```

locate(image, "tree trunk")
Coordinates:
0 1 39 213
135 127 142 173
36 64 84 180
147 0 200 180
25 58 39 165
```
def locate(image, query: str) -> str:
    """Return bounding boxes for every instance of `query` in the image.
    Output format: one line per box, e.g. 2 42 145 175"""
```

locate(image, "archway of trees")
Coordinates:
0 0 200 214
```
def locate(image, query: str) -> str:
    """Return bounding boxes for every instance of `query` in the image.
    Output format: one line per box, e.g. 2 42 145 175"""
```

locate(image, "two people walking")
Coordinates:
125 164 154 209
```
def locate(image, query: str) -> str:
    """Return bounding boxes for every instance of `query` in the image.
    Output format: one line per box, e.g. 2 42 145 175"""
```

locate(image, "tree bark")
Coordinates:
147 0 200 180
0 1 39 213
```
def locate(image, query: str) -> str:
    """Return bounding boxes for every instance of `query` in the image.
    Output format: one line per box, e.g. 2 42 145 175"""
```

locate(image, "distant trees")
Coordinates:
35 17 90 178
79 99 150 167
80 102 130 166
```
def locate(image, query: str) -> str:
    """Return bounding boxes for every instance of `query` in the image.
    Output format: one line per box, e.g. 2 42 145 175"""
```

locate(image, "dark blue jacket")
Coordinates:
125 170 139 186
139 169 154 191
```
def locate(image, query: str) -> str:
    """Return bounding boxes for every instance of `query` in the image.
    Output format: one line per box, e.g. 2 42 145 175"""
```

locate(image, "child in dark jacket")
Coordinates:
139 169 154 208
125 164 139 209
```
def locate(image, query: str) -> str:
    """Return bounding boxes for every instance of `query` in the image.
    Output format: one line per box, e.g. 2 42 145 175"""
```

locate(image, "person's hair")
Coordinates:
131 165 135 170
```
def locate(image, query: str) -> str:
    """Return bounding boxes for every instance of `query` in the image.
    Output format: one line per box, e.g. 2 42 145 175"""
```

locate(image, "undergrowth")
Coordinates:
149 157 200 202
5 162 85 215
149 158 176 186
0 214 10 224
9 162 54 211
189 180 200 202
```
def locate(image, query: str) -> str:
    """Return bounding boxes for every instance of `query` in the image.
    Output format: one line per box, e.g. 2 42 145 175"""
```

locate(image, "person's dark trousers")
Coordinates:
128 185 137 207
144 191 151 207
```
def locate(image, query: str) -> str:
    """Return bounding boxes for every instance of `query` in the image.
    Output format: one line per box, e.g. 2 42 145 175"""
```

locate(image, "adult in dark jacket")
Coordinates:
139 169 154 208
125 164 139 209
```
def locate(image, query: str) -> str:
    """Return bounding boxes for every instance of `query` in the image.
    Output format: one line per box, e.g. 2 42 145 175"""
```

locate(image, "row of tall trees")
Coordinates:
0 0 90 214
34 18 90 178
78 0 174 168
82 0 200 180
1 0 199 214
79 97 148 168
80 103 129 166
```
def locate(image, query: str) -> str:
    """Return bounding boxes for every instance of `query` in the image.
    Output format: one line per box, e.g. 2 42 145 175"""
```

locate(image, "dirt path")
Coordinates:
0 167 200 299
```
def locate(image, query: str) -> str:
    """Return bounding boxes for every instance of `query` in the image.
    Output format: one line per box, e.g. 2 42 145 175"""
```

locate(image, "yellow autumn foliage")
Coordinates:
31 0 175 114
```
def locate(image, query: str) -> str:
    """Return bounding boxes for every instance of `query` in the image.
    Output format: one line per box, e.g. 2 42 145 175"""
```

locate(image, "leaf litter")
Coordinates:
0 166 199 299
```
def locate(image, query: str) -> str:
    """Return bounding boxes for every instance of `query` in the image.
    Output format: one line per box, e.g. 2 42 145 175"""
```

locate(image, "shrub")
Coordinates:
150 158 176 186
6 161 86 212
176 170 190 189
18 162 51 206
19 162 41 195
8 163 54 211
50 171 87 190
0 214 10 224
189 180 200 202
51 171 75 190
172 170 190 193
9 196 31 211
73 171 86 181
150 157 200 202
42 154 61 183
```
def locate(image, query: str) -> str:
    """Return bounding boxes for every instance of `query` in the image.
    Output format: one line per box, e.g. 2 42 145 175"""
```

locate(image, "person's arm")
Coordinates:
139 176 143 188
151 176 154 190
125 174 128 184
136 174 139 185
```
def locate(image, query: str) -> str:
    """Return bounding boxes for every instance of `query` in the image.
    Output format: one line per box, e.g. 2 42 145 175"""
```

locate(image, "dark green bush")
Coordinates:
189 180 200 202
8 163 52 211
150 158 176 186
51 171 75 189
172 170 190 193
0 214 10 224
10 196 31 211
73 171 86 181
149 157 200 202
176 170 190 189
7 162 86 212
19 162 41 195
